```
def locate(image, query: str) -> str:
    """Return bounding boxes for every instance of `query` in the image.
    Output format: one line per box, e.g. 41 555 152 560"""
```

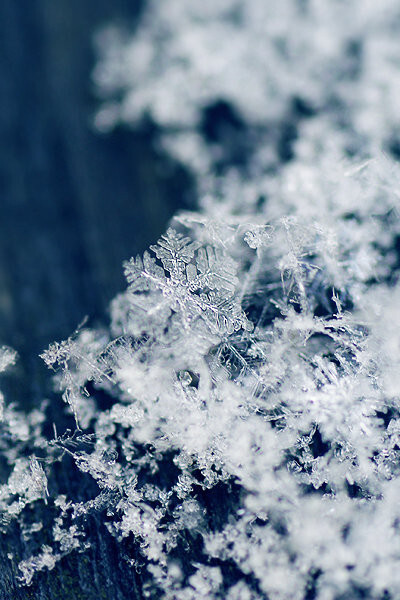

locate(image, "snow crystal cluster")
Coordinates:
93 0 400 175
2 1 400 599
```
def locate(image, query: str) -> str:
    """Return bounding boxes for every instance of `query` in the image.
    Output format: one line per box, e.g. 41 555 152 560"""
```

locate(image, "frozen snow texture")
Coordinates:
19 160 400 597
2 1 400 599
0 348 48 558
93 0 400 175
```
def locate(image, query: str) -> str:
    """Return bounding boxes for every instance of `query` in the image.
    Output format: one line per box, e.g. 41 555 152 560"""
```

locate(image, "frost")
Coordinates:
23 166 400 597
93 0 400 176
19 546 60 586
2 1 400 598
0 346 17 373
40 326 110 426
1 458 48 520
5 169 400 598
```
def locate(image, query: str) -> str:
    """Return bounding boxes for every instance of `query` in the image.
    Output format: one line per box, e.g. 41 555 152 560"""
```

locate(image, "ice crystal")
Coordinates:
14 165 400 596
2 2 400 599
122 227 251 337
93 0 400 175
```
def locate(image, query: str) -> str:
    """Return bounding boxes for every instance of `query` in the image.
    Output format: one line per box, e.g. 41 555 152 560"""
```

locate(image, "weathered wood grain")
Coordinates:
0 1 191 597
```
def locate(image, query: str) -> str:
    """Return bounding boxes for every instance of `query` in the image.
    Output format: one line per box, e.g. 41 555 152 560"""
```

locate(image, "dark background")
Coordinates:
0 1 191 598
0 0 192 400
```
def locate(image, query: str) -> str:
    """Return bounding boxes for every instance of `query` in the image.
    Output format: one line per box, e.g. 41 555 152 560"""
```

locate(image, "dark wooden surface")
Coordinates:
0 1 191 597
